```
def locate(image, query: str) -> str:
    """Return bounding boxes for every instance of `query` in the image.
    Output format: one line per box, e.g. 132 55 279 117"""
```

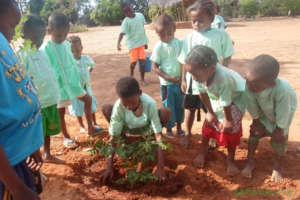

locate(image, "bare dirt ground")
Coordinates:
40 17 300 200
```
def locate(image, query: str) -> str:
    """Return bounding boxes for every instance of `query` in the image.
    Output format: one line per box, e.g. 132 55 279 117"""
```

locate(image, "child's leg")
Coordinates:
242 135 260 178
227 146 240 176
138 59 146 83
130 62 137 76
58 107 71 139
175 87 185 136
43 136 64 163
92 113 97 125
158 107 172 127
185 108 196 137
161 85 176 137
193 135 209 168
77 116 85 128
270 135 288 182
78 94 95 135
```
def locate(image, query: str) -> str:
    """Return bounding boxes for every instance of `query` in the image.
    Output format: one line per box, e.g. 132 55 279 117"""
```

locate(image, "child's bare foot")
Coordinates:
271 169 283 182
193 153 205 168
227 160 240 176
166 130 174 139
141 80 147 86
241 161 255 178
176 129 185 137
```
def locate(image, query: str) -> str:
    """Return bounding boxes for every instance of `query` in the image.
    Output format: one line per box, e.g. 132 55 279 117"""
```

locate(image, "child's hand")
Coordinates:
155 165 167 183
100 168 114 184
26 150 43 172
221 119 233 133
205 112 219 128
117 43 121 51
250 119 266 137
89 67 93 73
181 81 187 94
145 44 148 49
271 127 285 144
168 76 181 84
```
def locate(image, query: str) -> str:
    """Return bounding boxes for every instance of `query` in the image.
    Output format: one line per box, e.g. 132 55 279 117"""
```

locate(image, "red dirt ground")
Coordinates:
40 17 300 200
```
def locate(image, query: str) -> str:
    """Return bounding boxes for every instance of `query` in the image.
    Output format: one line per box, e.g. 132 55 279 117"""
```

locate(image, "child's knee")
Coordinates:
102 104 113 122
159 107 171 127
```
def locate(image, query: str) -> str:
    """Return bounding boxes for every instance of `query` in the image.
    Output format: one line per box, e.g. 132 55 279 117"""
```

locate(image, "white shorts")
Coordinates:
57 92 86 109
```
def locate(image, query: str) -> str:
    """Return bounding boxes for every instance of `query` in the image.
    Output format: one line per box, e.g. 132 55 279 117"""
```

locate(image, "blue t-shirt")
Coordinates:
0 33 44 166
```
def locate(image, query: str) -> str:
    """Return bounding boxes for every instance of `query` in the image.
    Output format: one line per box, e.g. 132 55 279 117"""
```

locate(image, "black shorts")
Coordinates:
183 94 207 121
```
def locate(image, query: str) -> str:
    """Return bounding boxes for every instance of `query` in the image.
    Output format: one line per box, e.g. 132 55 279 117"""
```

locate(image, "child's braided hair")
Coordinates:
185 45 218 69
187 0 216 20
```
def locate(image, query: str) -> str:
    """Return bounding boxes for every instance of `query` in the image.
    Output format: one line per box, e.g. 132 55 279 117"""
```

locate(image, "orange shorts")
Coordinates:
129 45 146 63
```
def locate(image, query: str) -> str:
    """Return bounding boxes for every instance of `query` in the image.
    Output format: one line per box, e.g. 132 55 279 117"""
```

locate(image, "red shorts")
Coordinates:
129 45 146 63
202 104 243 147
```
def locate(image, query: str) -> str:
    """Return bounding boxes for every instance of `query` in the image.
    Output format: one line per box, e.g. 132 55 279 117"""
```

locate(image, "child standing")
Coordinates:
185 45 247 176
211 5 227 30
178 0 235 147
67 36 101 133
0 1 43 199
21 15 63 164
151 14 185 138
43 13 98 148
242 55 297 182
117 2 148 85
100 77 171 183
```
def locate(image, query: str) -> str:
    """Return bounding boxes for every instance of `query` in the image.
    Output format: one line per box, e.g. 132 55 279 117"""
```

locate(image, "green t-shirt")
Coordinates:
195 64 247 120
20 49 60 108
150 38 182 85
43 40 84 101
211 15 226 30
178 28 234 95
109 93 162 136
121 12 148 50
246 78 297 135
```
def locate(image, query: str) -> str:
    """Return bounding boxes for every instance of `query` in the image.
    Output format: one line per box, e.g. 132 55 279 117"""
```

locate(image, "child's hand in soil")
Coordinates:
155 166 167 183
250 119 266 137
26 150 43 172
100 168 114 184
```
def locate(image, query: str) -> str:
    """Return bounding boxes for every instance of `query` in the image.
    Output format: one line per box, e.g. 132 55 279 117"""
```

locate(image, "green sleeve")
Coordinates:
150 42 161 65
178 37 189 65
108 101 125 136
221 31 235 59
246 90 261 119
85 56 95 69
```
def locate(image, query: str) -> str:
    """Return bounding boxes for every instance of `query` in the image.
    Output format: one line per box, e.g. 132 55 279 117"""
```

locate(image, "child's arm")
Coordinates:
153 62 181 84
100 136 115 184
117 33 125 51
0 146 40 200
200 92 218 126
154 132 166 182
181 64 187 93
222 56 231 67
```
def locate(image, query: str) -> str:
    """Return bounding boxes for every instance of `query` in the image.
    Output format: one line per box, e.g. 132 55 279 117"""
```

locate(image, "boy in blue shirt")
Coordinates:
0 1 44 199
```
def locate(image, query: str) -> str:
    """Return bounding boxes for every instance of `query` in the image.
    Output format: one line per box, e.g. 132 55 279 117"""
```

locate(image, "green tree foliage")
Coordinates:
239 0 259 18
90 0 123 25
284 0 300 16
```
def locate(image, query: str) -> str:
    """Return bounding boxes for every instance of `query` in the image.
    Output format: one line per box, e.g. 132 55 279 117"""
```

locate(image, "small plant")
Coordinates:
92 129 172 187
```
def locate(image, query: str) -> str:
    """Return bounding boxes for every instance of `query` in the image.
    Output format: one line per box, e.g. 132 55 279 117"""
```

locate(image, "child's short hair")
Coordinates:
22 14 45 34
68 35 82 46
121 1 131 10
250 54 279 83
187 0 216 20
154 14 175 31
116 77 140 98
0 0 17 13
48 13 70 30
186 45 218 69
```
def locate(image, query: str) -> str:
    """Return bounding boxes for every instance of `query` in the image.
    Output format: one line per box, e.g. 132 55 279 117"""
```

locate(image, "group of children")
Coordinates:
0 0 298 199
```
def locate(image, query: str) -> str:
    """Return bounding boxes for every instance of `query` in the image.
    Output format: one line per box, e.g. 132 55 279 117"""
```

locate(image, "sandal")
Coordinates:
63 138 78 149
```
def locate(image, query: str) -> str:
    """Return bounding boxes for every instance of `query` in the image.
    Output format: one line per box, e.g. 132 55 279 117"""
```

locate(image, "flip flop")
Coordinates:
165 131 175 139
176 130 186 137
63 138 78 149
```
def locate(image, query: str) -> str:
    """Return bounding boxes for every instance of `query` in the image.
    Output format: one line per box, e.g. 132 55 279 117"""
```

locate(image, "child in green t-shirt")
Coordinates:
117 2 148 85
100 77 171 183
242 55 297 182
150 14 185 139
21 15 64 164
43 13 100 148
